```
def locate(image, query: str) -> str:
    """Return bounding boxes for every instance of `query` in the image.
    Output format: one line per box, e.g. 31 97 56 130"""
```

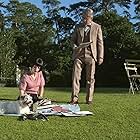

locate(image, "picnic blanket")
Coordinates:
0 101 93 118
36 104 93 116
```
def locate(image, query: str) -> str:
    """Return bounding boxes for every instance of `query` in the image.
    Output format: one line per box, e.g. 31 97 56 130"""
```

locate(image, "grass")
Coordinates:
0 87 140 140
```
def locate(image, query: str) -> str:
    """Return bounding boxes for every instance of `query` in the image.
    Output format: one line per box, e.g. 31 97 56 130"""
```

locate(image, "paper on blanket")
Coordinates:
60 104 80 112
61 111 93 117
74 111 93 115
37 104 59 110
61 112 83 117
36 104 80 116
36 104 93 117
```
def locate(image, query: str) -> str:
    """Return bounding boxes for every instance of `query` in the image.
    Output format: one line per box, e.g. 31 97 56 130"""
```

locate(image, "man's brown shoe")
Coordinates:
86 101 92 104
69 100 78 104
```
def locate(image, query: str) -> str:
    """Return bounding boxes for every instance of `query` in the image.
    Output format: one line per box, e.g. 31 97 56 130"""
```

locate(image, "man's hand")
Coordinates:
73 44 78 50
97 58 103 65
38 96 43 100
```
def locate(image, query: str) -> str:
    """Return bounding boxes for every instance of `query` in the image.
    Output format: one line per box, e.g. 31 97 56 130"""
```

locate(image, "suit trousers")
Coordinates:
72 56 95 102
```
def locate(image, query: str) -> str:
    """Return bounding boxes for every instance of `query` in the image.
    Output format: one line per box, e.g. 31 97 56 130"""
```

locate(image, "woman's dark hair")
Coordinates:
29 58 44 72
35 58 43 67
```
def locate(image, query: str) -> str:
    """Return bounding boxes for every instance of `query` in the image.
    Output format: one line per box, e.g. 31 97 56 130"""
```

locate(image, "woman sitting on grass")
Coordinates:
19 58 45 104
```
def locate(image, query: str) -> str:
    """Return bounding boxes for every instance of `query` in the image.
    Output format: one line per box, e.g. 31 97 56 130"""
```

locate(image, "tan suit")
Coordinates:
71 21 104 103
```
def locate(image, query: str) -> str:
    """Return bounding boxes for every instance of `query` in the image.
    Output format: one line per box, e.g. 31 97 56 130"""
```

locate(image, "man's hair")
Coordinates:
82 8 93 18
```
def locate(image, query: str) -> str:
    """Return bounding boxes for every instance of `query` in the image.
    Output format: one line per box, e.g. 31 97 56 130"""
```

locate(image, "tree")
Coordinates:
94 12 140 86
0 30 16 84
42 0 74 86
0 0 57 86
134 0 140 32
3 0 55 71
0 0 139 87
88 0 131 13
68 0 131 22
0 13 4 31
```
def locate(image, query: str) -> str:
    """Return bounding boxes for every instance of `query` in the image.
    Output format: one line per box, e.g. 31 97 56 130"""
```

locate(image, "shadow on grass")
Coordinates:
0 98 16 101
52 100 87 105
95 87 129 94
46 87 129 94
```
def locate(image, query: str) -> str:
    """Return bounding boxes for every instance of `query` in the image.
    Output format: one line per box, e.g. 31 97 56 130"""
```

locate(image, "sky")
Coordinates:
30 0 83 14
2 0 137 23
2 0 82 14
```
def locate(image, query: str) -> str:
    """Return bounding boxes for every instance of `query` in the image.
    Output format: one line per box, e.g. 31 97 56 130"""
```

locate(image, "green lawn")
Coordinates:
0 87 140 140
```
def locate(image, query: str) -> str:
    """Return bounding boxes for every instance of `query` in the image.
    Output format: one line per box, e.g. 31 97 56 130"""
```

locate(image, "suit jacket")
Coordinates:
71 21 104 62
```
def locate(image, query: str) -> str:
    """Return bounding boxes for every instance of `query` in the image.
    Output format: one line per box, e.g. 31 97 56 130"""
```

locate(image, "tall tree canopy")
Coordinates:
0 0 139 86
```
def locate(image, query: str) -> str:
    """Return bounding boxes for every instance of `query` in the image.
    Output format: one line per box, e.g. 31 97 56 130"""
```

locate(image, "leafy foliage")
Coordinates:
0 30 16 81
133 0 140 32
0 0 139 87
95 12 139 60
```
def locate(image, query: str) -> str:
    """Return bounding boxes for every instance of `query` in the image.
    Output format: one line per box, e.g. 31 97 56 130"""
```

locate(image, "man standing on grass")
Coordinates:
70 8 104 104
